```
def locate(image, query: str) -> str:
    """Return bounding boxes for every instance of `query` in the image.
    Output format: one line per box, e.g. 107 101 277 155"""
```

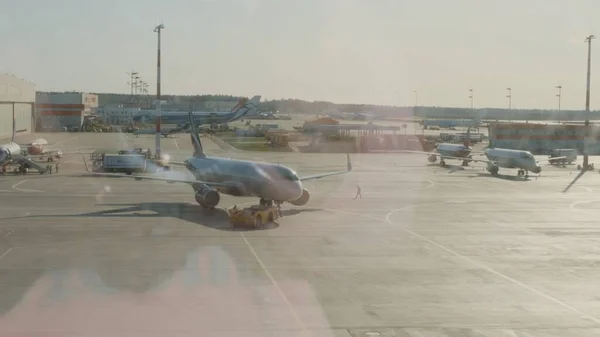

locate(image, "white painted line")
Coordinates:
12 180 44 193
2 230 13 239
0 248 12 262
240 233 306 331
384 202 600 325
173 138 180 151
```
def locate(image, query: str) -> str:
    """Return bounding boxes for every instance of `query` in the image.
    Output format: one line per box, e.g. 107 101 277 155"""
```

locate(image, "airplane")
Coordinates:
87 109 353 215
472 148 565 177
133 122 190 138
0 120 93 173
132 95 262 125
429 147 566 177
401 129 475 166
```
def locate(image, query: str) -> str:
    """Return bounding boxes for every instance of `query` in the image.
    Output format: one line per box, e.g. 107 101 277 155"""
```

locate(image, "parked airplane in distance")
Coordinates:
401 131 475 167
88 109 352 214
433 147 566 177
0 120 91 173
133 122 190 138
475 148 564 177
132 95 261 125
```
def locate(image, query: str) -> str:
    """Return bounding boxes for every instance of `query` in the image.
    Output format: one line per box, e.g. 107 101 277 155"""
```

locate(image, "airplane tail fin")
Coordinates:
230 97 249 113
464 127 471 147
229 95 261 121
188 106 206 158
11 118 15 143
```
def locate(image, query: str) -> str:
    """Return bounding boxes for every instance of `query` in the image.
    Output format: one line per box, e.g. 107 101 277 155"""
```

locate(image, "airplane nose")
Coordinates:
531 165 542 174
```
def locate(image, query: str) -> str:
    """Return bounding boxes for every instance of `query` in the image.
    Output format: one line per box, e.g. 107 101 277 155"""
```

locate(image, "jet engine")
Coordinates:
486 163 499 175
289 188 310 206
531 165 542 174
194 185 220 208
428 154 437 163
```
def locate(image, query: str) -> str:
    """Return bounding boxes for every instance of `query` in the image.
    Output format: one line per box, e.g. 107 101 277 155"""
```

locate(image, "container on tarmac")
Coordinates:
101 154 147 174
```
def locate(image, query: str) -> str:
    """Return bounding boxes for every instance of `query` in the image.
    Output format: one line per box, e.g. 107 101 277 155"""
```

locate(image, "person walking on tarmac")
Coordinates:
55 162 59 174
354 185 362 199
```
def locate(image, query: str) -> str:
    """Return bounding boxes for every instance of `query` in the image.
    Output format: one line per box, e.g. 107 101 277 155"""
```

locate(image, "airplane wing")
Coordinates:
83 172 232 188
299 154 352 181
394 150 437 156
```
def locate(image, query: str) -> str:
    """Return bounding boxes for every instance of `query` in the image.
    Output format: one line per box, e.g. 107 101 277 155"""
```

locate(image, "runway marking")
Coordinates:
12 180 44 193
240 233 306 332
2 230 13 239
569 199 600 212
0 248 12 263
173 138 180 151
384 201 600 325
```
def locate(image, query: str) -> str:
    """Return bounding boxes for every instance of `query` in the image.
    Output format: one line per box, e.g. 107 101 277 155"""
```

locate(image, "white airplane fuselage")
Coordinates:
0 142 24 165
428 143 472 163
484 148 541 174
183 156 307 205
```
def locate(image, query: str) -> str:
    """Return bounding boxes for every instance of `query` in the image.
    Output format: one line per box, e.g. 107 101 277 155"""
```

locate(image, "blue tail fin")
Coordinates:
188 108 205 158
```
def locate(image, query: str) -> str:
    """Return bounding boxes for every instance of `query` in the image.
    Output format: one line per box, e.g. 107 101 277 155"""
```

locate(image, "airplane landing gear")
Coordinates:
274 201 283 217
517 169 529 177
259 199 283 217
440 159 446 167
259 198 273 206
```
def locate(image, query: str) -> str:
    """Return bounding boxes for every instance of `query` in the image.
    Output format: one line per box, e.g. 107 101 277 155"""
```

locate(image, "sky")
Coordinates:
1 0 600 109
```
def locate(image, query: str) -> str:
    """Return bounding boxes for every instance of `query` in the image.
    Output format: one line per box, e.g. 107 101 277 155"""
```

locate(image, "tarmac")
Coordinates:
2 132 600 336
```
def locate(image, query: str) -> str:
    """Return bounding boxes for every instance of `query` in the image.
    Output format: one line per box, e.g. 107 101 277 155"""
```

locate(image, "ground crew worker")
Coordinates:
55 163 59 173
354 185 362 199
48 165 53 174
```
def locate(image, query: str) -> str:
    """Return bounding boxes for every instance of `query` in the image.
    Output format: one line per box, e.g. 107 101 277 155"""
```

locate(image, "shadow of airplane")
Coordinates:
467 172 533 181
427 163 469 173
2 202 277 232
2 203 328 231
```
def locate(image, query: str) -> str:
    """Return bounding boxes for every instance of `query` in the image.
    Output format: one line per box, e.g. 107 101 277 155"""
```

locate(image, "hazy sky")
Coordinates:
1 0 600 109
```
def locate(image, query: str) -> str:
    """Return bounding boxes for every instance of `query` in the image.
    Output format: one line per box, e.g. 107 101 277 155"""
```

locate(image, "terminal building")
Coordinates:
95 105 143 124
488 122 600 155
35 92 98 131
0 74 35 139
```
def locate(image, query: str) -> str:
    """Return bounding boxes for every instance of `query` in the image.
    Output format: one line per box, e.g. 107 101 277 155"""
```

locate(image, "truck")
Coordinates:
549 148 577 165
227 205 281 229
101 154 147 174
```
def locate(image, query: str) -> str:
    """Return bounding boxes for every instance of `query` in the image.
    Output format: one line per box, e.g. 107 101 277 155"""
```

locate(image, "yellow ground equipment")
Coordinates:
227 205 280 229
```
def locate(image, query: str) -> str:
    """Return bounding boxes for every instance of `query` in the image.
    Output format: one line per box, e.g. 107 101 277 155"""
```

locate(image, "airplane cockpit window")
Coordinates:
520 152 534 159
275 166 299 181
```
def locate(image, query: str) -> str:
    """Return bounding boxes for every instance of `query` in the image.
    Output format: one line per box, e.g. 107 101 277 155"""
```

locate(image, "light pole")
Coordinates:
506 87 512 109
556 85 562 111
154 23 165 160
127 71 138 96
469 89 474 110
414 90 418 106
583 34 595 169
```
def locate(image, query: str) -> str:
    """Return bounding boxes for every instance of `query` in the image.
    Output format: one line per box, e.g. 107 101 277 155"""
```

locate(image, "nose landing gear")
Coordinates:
259 198 283 217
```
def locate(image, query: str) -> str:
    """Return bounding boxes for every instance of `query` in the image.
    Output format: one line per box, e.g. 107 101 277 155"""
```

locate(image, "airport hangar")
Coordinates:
35 92 98 131
0 74 35 139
